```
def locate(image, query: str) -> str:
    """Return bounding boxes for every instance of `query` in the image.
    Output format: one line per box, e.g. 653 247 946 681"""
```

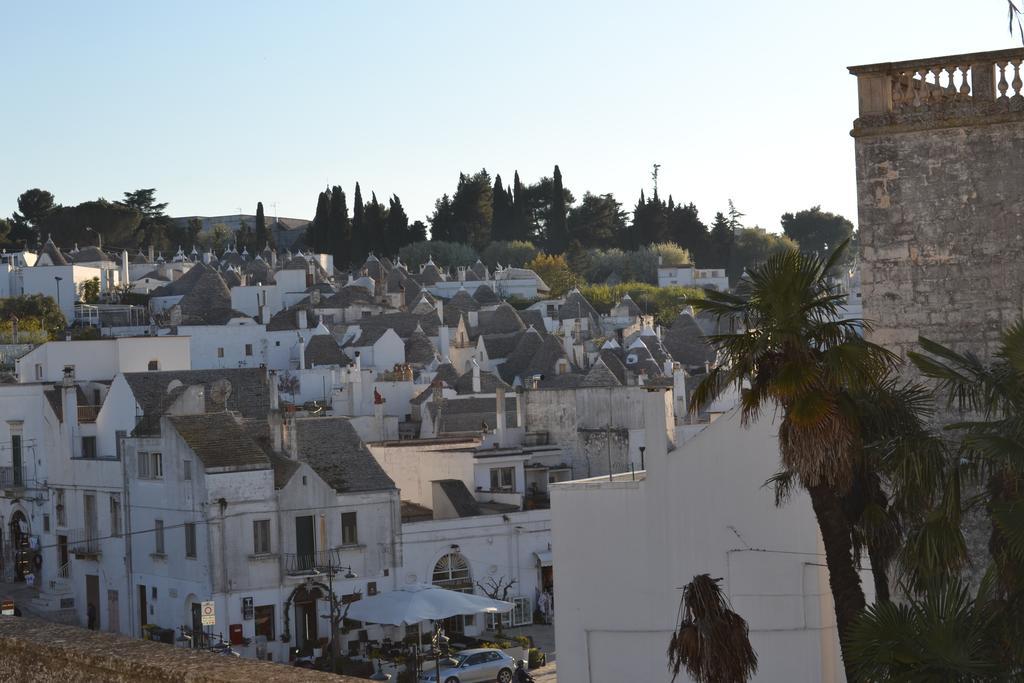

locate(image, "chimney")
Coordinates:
643 387 671 475
121 250 130 289
297 332 306 370
438 324 450 359
495 386 506 445
148 245 155 262
436 298 444 324
515 386 525 429
297 309 308 329
471 359 481 393
61 366 78 456
350 352 363 414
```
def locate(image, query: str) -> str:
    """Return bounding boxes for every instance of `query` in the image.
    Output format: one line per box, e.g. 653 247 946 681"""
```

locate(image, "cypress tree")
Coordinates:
363 192 388 256
511 171 529 242
307 190 331 253
386 194 410 255
328 186 351 266
351 182 365 265
709 211 734 268
547 165 569 253
255 201 270 249
492 174 513 241
430 195 454 241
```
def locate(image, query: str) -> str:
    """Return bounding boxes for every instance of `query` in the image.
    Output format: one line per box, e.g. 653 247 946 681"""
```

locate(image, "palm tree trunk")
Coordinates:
807 483 866 678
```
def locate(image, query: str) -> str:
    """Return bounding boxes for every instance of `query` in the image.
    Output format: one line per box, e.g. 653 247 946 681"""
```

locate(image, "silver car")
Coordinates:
419 648 519 683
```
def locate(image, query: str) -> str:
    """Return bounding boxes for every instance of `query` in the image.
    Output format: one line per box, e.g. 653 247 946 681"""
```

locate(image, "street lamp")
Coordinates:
54 276 63 315
314 562 357 673
84 226 102 250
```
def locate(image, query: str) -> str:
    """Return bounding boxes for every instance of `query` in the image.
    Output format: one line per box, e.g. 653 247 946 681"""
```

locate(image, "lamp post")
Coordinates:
84 226 102 250
54 276 63 319
314 560 357 673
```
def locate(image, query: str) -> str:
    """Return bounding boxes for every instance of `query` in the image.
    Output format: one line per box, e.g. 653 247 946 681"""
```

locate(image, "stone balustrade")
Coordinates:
849 48 1024 132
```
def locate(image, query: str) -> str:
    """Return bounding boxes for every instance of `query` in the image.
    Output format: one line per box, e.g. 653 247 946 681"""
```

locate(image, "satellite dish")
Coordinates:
209 379 232 409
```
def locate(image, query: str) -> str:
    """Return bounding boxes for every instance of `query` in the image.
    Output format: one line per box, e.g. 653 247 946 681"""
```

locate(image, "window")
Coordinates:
184 523 196 558
154 519 165 555
182 459 192 481
253 519 271 555
245 343 253 356
217 347 225 358
35 364 43 380
110 495 121 537
11 433 22 486
254 605 275 640
147 360 159 371
341 512 358 546
152 586 158 600
43 514 50 533
81 436 97 459
138 452 162 479
55 489 66 527
485 597 532 629
490 466 515 492
432 552 471 592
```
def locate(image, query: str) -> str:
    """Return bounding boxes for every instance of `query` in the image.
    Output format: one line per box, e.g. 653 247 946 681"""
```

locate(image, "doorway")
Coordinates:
85 574 100 630
9 511 28 581
138 584 147 636
57 535 68 569
293 585 321 655
107 589 119 633
295 515 315 572
191 601 204 648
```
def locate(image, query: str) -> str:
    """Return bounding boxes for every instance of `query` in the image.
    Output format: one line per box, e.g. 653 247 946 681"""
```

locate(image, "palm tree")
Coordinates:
668 574 757 683
686 242 897 676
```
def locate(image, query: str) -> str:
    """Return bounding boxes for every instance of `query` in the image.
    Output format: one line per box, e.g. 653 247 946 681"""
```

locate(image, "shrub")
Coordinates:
528 647 546 669
398 240 478 270
525 253 578 298
481 240 538 269
577 282 704 327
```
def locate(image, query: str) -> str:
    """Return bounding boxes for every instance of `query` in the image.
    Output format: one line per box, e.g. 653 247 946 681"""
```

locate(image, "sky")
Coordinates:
1 1 1019 236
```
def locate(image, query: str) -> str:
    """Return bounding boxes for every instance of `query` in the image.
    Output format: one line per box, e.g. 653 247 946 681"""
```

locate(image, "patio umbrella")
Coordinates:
344 583 513 625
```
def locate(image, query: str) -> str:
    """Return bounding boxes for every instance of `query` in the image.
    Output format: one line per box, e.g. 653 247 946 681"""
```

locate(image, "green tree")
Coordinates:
481 241 539 269
385 194 409 256
408 220 428 244
183 217 204 247
235 217 254 252
781 206 855 258
122 188 172 250
429 194 454 242
307 189 331 253
546 165 570 253
0 294 67 339
631 189 668 247
451 170 493 249
727 228 798 281
0 218 11 244
255 201 271 249
362 192 388 256
686 243 898 679
568 192 627 250
38 199 142 249
511 171 531 242
727 199 745 232
667 201 711 265
397 240 478 270
707 212 733 269
328 186 351 264
525 253 577 298
79 277 100 304
14 188 57 235
352 182 366 264
200 223 232 252
491 174 515 242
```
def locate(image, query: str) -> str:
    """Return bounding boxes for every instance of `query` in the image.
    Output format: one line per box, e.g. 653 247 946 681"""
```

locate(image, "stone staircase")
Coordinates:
26 562 78 625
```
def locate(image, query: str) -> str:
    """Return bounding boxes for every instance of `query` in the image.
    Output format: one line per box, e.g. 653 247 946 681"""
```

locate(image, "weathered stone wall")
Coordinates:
0 617 350 682
854 115 1024 363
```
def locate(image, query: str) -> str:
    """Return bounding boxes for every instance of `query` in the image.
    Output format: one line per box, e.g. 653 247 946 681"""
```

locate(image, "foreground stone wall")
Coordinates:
851 52 1024 364
0 617 351 682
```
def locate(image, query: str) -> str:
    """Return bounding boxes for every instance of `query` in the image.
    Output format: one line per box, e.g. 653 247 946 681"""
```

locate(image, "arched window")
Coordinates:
432 552 471 593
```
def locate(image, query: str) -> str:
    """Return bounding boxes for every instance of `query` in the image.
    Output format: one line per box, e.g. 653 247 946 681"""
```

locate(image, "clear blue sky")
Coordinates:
0 1 1017 235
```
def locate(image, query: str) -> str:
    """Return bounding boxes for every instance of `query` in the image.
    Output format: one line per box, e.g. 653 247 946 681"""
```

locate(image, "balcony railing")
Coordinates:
68 528 101 557
283 548 348 576
849 48 1024 118
0 466 25 489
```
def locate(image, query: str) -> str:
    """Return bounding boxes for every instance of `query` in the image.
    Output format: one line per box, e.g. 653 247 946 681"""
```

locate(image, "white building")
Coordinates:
551 388 862 683
15 337 191 383
657 264 730 292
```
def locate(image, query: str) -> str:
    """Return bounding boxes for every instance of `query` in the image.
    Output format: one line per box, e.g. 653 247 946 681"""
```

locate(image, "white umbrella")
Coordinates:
344 584 513 625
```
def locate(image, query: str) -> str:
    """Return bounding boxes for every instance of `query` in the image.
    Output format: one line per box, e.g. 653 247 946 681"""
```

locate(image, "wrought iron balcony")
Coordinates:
283 549 351 576
0 466 25 490
68 528 101 557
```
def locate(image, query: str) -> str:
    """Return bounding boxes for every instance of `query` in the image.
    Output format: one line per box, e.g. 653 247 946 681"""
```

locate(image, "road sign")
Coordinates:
200 601 216 626
1 600 14 616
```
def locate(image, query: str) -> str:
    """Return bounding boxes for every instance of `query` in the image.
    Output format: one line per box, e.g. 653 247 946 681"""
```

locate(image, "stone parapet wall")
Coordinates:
0 617 351 682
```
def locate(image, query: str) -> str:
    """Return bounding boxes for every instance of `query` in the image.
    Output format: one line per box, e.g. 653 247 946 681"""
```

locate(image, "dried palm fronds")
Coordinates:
667 574 757 683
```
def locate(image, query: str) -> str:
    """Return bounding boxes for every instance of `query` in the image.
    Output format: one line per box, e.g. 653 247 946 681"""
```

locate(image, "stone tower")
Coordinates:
849 48 1024 362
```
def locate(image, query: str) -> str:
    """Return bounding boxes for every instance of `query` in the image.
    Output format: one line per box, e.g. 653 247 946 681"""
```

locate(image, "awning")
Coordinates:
343 584 513 626
535 550 553 567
